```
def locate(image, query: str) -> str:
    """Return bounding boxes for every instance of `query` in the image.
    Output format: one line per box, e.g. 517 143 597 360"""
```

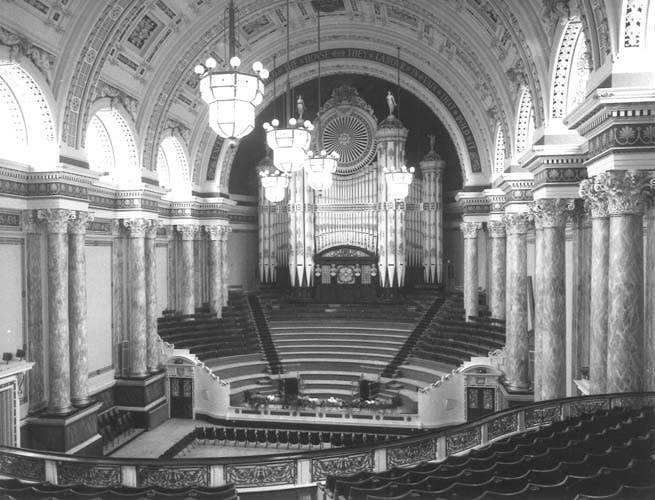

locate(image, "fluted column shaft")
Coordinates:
580 177 609 394
205 225 224 317
532 199 569 400
504 213 530 391
178 225 199 315
488 221 506 320
38 209 73 414
602 171 645 393
221 228 230 306
124 219 148 377
68 212 93 406
145 221 160 372
461 222 481 321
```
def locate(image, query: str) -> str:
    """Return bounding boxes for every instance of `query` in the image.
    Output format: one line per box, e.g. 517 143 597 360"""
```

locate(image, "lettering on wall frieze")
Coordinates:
0 212 21 226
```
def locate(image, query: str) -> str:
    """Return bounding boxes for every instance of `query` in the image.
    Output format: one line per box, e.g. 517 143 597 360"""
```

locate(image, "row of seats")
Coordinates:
325 406 655 500
192 426 401 450
0 478 237 500
157 290 261 361
97 408 137 451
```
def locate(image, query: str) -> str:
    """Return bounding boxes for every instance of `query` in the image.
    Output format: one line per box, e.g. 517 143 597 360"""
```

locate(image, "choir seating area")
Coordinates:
158 289 260 361
0 479 238 500
323 406 655 500
97 408 142 455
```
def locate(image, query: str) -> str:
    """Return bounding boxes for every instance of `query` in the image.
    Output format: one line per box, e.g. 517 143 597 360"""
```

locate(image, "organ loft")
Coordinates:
1 0 655 498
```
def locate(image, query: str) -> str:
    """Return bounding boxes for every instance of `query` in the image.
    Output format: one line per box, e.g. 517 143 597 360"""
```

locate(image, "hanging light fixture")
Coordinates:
194 0 269 141
384 165 415 200
383 46 414 201
262 0 313 173
305 0 338 191
260 168 290 203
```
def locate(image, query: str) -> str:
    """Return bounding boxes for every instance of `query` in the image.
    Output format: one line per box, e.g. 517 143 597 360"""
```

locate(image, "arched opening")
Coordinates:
157 135 192 200
86 108 140 187
0 63 57 169
514 87 535 157
493 125 506 180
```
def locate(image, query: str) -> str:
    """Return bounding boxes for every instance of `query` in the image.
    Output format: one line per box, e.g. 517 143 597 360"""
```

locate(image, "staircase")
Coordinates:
380 293 446 379
247 294 284 375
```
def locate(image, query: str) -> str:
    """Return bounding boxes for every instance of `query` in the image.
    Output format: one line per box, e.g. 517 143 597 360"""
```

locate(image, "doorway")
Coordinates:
169 377 193 418
466 387 495 421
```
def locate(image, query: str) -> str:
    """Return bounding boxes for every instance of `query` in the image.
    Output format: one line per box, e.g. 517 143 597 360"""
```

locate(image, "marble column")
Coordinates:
532 216 544 399
123 219 148 377
460 221 482 321
601 171 646 393
68 211 93 406
221 227 231 306
487 221 506 320
177 225 199 315
532 199 569 401
145 220 160 373
646 202 655 391
205 225 224 317
503 212 531 391
37 208 74 414
579 177 609 394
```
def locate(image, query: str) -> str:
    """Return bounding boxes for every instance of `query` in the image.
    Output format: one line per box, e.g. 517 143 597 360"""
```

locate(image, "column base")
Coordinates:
71 396 93 408
25 401 103 454
114 370 168 430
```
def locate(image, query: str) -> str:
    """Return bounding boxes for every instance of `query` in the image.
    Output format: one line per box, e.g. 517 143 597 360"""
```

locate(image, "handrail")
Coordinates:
2 392 653 490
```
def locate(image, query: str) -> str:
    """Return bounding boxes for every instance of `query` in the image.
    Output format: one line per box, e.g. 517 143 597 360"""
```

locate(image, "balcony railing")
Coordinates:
1 392 653 491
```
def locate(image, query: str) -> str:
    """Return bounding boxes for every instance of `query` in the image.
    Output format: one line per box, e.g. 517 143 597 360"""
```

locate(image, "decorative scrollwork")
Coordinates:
570 398 610 418
446 427 481 455
226 461 296 487
57 463 121 487
311 453 373 482
0 452 45 481
488 413 518 440
136 465 209 488
387 439 436 468
525 405 560 428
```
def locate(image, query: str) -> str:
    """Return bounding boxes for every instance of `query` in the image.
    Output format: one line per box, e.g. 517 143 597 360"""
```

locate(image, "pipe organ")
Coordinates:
258 86 445 292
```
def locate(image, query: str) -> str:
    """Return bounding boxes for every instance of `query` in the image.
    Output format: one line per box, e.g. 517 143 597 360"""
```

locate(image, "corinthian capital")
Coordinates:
122 218 148 238
502 212 531 235
579 177 608 218
530 199 574 228
487 221 506 238
37 209 74 234
596 171 648 216
205 224 228 240
145 219 162 239
177 224 199 240
460 221 482 239
68 211 94 235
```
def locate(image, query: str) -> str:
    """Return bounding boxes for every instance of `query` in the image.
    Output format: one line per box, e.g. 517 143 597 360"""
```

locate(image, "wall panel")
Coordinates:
0 240 24 357
86 243 112 376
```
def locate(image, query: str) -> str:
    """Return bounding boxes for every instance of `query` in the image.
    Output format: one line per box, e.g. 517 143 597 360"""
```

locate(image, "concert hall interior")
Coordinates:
1 1 655 499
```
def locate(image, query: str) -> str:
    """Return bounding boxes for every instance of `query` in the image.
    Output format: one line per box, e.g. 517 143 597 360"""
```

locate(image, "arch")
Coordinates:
212 58 493 192
493 125 506 180
86 101 140 187
157 133 192 200
0 61 58 169
550 20 583 121
514 87 535 158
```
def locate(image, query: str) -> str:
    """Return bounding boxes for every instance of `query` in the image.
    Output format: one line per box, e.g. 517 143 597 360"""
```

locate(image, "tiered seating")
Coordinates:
406 294 506 369
0 478 238 499
158 290 260 361
323 406 655 500
97 408 141 454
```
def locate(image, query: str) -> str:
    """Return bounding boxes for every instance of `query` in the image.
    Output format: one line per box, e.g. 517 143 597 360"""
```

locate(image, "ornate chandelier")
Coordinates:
384 165 415 201
303 0 337 192
262 0 311 173
260 169 289 203
306 149 338 191
194 0 268 141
